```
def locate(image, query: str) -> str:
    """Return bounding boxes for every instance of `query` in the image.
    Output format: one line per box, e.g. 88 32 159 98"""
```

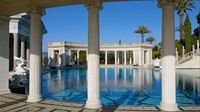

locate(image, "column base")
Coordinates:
27 95 42 103
0 89 10 95
85 100 101 109
160 102 179 111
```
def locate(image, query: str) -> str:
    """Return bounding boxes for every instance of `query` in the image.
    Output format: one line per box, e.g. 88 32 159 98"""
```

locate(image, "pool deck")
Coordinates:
1 94 200 112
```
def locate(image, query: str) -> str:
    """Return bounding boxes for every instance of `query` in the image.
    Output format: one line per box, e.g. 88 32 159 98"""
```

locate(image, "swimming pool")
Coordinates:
42 67 200 106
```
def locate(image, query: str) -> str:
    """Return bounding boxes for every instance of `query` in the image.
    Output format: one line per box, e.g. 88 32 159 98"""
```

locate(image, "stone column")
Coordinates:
0 16 10 94
26 42 30 67
68 50 71 65
124 50 127 65
13 33 19 69
62 49 66 67
105 50 107 65
85 1 102 109
115 50 117 65
139 49 142 66
149 50 152 65
130 57 132 65
193 45 195 55
27 6 45 102
20 37 25 58
176 48 179 64
133 50 136 65
197 40 199 53
77 50 80 65
158 1 179 111
182 46 185 58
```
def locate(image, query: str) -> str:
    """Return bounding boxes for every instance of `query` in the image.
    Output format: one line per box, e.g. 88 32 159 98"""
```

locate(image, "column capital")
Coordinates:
157 0 177 8
85 0 103 11
28 6 46 16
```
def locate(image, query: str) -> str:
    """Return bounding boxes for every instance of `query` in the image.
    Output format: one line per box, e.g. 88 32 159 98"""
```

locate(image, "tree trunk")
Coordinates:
141 34 144 43
199 25 200 40
179 14 184 40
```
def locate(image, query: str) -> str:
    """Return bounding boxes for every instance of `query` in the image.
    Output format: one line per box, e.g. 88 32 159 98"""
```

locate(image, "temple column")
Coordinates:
68 50 71 65
26 42 30 67
62 49 66 66
124 50 127 65
133 50 136 65
105 50 107 65
0 16 10 94
85 1 102 109
13 33 19 69
20 37 25 58
115 50 117 65
27 6 45 102
139 49 142 66
158 1 179 111
77 50 80 65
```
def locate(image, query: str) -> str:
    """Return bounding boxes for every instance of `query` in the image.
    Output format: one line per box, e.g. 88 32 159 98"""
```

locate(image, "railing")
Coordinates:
178 49 200 65
49 41 152 47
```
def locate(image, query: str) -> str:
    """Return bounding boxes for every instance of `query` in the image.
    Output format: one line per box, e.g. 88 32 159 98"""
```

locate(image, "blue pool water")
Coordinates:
42 68 200 106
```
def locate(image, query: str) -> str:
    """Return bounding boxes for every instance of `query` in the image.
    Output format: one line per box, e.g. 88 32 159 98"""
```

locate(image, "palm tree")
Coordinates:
134 26 151 43
146 36 155 44
197 11 200 40
176 0 195 40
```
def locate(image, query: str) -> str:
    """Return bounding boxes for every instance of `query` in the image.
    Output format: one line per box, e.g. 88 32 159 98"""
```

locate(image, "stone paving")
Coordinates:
1 93 200 112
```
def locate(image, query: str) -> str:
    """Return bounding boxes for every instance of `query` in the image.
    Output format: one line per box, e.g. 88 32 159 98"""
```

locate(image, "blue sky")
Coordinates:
42 1 200 52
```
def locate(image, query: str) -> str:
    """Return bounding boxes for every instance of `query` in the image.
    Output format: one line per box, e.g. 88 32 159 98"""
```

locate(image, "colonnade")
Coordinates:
13 34 30 68
49 48 152 66
0 0 179 111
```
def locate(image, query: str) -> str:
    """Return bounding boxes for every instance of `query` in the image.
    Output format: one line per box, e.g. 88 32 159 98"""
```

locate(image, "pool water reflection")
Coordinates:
42 68 200 106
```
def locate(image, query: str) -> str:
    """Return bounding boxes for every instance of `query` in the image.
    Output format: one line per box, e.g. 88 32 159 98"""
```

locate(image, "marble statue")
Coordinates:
9 57 29 94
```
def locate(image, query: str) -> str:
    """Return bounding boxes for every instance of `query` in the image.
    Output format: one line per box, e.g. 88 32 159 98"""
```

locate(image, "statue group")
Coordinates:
9 57 29 94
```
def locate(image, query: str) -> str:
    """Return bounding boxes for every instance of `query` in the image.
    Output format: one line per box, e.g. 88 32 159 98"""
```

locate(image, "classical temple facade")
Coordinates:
9 13 47 71
48 42 152 67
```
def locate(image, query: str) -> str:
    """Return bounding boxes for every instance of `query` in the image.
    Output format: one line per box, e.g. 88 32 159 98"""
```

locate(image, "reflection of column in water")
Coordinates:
153 70 161 81
47 73 51 92
58 70 61 82
145 68 152 88
105 67 108 86
133 68 138 88
176 72 179 88
183 75 185 91
77 69 80 88
124 68 127 85
130 68 132 76
140 68 144 89
193 77 196 93
114 67 118 85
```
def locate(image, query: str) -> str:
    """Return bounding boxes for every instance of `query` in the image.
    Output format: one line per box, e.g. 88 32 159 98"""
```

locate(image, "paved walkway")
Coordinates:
0 93 200 112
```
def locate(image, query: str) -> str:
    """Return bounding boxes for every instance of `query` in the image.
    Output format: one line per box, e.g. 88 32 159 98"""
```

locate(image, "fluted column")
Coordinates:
27 6 45 102
105 50 107 65
85 1 102 109
0 16 10 94
158 0 179 111
20 37 25 58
